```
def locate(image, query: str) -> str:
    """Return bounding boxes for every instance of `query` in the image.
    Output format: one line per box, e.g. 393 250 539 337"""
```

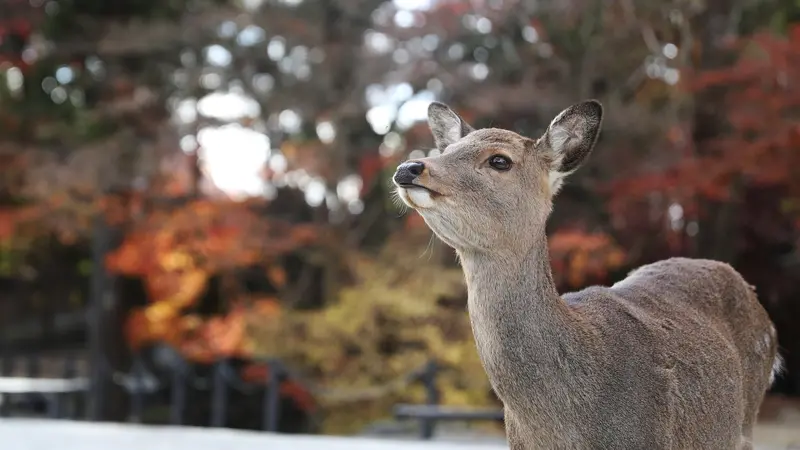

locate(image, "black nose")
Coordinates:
393 161 425 185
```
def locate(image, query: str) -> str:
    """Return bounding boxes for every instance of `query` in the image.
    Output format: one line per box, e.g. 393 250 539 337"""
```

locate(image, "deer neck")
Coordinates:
458 229 590 401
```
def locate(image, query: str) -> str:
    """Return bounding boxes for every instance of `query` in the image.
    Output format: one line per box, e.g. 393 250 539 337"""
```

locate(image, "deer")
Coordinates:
392 99 782 449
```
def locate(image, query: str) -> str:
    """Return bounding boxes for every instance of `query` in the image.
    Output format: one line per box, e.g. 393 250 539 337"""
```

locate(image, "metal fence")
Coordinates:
0 346 503 439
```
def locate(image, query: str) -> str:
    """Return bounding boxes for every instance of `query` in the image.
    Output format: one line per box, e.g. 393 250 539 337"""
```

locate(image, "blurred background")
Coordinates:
0 0 799 445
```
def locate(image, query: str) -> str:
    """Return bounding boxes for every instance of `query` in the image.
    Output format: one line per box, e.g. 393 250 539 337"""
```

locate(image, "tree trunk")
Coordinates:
690 0 743 262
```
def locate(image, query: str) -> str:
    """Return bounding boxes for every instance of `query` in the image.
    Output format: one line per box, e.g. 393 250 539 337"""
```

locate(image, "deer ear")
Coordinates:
540 100 603 193
427 102 475 152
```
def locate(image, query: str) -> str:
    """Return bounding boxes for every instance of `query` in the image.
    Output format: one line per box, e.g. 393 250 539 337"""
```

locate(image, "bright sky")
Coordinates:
183 0 437 204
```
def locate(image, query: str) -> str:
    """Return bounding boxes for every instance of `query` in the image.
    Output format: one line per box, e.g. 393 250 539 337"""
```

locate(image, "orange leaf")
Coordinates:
200 308 247 357
144 301 180 326
253 298 282 317
266 265 288 289
170 268 208 309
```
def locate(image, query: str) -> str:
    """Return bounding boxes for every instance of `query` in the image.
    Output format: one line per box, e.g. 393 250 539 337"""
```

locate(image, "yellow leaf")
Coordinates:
159 250 193 271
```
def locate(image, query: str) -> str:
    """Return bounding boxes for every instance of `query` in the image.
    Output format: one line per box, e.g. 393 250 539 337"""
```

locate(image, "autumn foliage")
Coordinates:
105 199 320 361
549 229 627 288
610 25 800 215
245 229 488 433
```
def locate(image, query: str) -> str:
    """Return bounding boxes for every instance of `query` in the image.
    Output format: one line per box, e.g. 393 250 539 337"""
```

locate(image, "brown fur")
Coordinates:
393 100 780 449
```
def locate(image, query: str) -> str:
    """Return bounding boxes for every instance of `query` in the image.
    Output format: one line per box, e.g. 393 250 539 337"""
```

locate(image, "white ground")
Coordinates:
0 419 795 449
0 419 507 450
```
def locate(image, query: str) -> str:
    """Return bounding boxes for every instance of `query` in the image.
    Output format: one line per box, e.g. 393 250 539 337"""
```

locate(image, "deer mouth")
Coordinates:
396 183 442 197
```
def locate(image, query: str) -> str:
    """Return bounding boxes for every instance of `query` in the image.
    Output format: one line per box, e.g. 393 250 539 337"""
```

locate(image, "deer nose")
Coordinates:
393 161 425 185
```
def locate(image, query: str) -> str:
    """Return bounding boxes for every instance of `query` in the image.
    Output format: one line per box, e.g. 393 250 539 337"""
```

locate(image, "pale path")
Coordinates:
0 419 506 450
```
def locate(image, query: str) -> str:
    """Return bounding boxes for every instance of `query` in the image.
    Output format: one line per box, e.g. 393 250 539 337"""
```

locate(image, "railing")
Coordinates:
393 404 504 439
0 351 301 431
0 348 503 440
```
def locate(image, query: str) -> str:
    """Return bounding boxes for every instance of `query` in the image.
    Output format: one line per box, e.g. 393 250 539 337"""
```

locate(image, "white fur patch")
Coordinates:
548 170 568 194
407 188 435 208
765 324 783 386
549 107 569 129
397 187 435 209
770 354 784 386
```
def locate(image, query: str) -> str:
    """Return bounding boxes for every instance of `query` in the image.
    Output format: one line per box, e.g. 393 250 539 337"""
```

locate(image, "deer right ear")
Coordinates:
540 100 603 193
427 102 475 152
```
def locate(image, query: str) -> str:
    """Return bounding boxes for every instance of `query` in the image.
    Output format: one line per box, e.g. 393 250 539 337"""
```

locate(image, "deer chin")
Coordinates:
397 186 438 209
418 211 475 251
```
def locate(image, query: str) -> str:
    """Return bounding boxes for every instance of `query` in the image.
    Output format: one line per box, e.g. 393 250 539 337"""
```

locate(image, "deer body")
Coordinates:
393 100 780 449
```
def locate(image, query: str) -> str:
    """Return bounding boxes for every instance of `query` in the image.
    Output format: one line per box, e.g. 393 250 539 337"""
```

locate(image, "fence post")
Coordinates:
61 355 78 419
262 359 282 432
0 353 11 417
420 359 440 440
46 359 63 418
0 353 10 376
210 359 228 427
129 357 145 423
169 360 187 425
88 216 111 421
24 353 40 411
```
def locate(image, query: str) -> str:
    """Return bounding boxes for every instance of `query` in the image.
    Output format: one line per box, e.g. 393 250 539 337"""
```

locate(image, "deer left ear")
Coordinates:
427 102 475 152
540 100 603 193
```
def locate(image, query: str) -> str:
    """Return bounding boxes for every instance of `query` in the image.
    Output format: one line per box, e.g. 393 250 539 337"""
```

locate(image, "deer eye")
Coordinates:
488 154 512 171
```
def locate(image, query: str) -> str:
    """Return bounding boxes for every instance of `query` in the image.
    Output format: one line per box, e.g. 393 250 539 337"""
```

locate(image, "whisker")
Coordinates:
389 189 409 216
420 231 436 261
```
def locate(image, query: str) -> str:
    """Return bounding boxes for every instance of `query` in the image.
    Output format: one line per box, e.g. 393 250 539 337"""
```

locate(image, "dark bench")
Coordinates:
392 403 504 439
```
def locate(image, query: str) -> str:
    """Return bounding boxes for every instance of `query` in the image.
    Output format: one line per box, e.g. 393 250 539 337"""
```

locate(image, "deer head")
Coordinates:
393 100 603 256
